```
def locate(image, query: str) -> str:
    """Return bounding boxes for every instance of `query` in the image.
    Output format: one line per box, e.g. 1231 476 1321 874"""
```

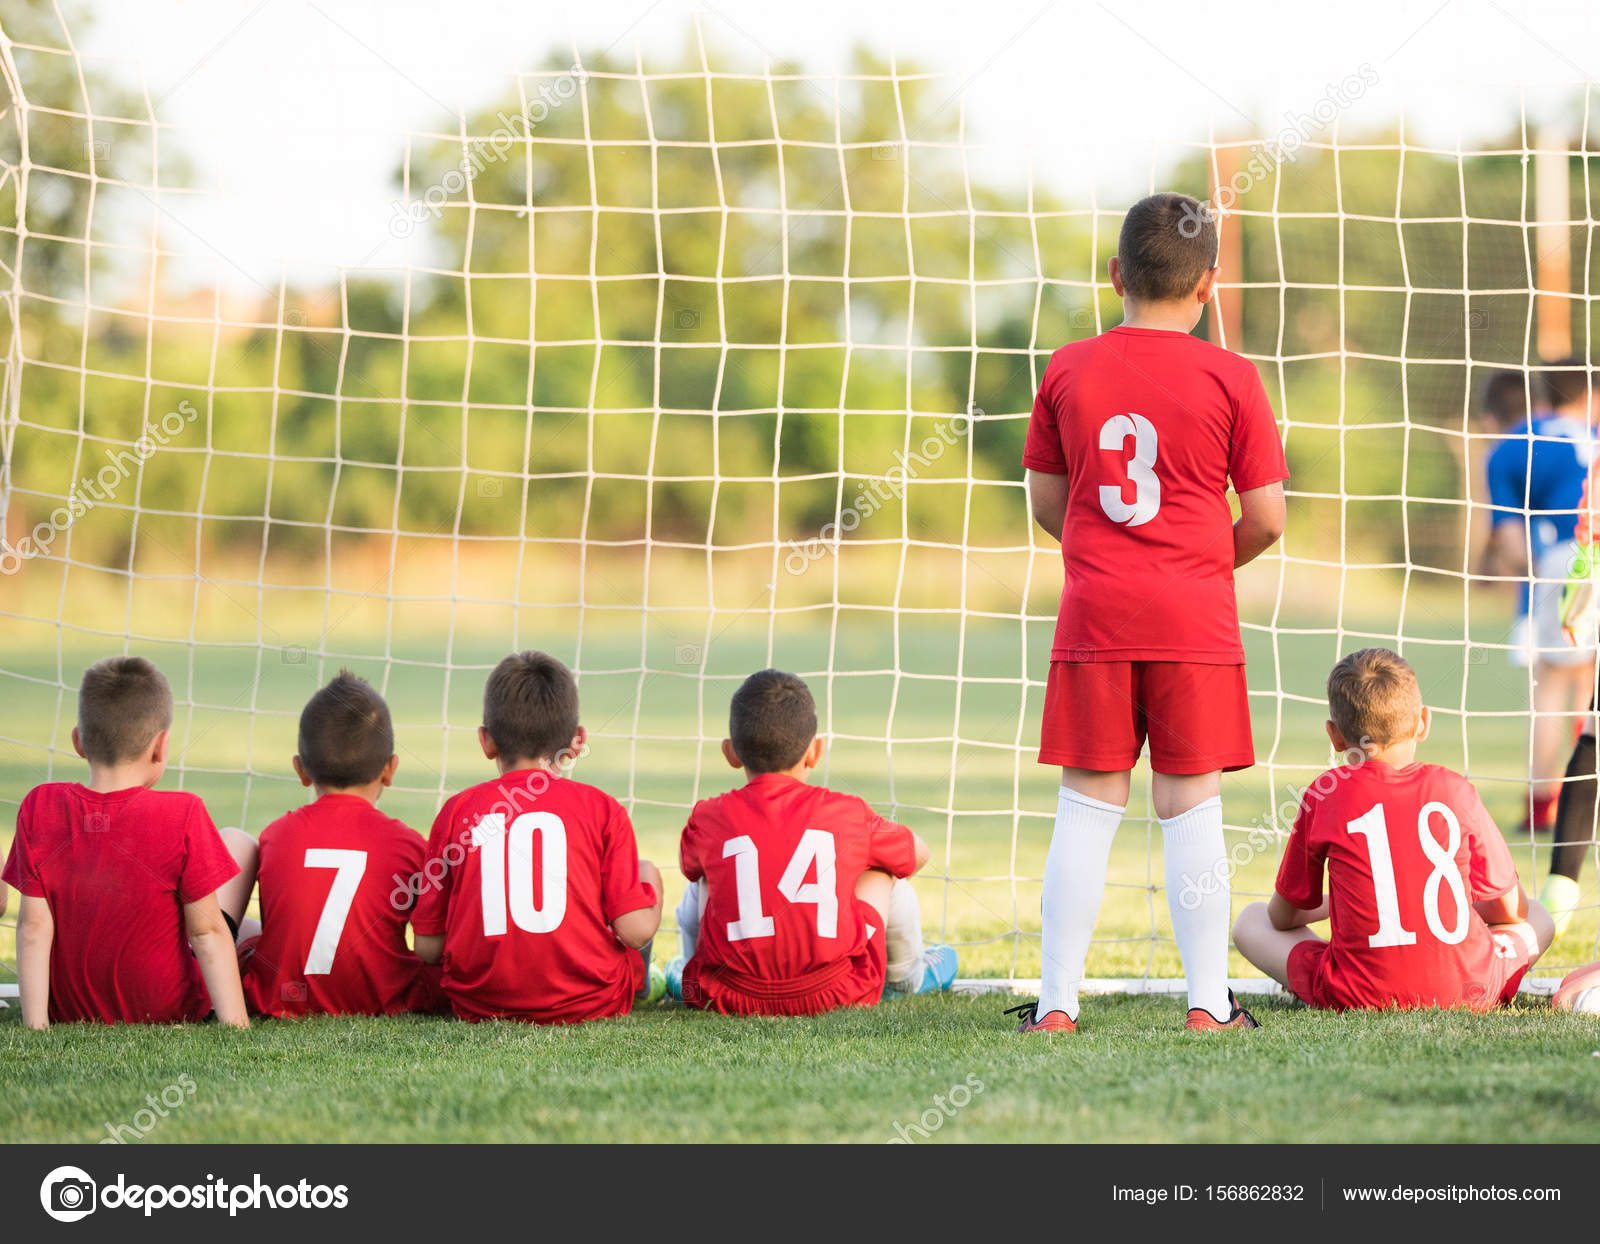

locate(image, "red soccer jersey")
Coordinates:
679 773 920 993
1275 760 1521 1010
240 793 439 1018
1 782 238 1024
411 769 656 1024
1021 326 1288 662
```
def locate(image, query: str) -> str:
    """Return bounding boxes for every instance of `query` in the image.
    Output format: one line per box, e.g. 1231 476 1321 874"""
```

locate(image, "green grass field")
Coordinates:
3 607 1600 1144
2 993 1598 1143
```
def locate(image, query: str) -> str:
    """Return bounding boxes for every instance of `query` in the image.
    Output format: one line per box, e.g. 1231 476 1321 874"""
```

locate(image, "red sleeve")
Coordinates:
1227 360 1289 492
1273 793 1325 911
600 797 656 923
1021 360 1069 474
679 811 703 883
1458 783 1518 901
177 799 240 903
410 796 459 936
862 802 919 879
1 790 43 897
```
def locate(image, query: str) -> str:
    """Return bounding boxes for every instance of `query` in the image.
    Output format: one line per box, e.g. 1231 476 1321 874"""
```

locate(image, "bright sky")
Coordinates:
50 0 1600 292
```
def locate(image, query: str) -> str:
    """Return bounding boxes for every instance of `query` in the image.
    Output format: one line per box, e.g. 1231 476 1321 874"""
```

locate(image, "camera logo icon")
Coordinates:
40 1166 97 1222
281 981 309 1002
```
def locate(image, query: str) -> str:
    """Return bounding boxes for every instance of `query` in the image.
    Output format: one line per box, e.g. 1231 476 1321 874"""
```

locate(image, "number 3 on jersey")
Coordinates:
1098 412 1160 526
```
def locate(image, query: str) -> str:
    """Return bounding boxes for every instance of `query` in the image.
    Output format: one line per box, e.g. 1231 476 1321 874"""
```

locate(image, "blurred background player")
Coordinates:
1233 648 1553 1010
412 651 664 1023
1015 192 1287 1034
1478 364 1596 835
237 672 443 1017
2 657 255 1029
668 669 957 1015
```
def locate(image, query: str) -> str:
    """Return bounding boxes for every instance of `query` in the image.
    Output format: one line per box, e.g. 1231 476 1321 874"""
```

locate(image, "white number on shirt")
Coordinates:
723 829 838 942
1097 412 1161 527
302 848 368 976
473 811 568 936
1343 801 1471 948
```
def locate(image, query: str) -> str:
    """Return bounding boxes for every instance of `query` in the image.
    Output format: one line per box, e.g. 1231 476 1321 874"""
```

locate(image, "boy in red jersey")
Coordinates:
672 669 956 1017
412 651 664 1023
238 672 442 1017
3 657 256 1028
1017 192 1288 1034
1233 648 1554 1010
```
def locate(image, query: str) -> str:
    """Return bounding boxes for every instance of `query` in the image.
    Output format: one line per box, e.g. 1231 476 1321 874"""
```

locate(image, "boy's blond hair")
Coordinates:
1326 648 1422 748
77 656 173 764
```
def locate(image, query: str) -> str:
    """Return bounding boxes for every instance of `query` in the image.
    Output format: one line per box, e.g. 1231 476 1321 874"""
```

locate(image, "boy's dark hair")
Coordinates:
483 651 580 765
1544 358 1593 413
1481 370 1529 425
1326 648 1422 749
1116 192 1218 302
298 671 394 788
77 656 174 765
729 669 817 774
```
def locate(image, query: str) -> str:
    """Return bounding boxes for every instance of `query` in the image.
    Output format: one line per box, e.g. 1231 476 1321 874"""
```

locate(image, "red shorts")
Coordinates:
1038 659 1254 774
682 900 888 1017
1287 929 1536 1012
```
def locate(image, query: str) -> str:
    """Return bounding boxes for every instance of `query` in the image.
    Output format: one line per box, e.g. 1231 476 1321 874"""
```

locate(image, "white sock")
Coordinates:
675 882 705 960
884 879 926 987
1161 796 1231 1020
1037 785 1125 1022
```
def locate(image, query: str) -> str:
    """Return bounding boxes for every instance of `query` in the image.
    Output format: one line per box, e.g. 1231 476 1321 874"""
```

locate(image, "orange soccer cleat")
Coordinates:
1005 1001 1077 1034
1184 990 1261 1031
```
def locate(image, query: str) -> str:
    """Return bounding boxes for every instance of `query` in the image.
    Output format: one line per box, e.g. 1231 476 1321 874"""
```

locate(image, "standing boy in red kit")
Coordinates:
1015 192 1288 1034
238 671 442 1017
1233 648 1554 1010
3 657 257 1028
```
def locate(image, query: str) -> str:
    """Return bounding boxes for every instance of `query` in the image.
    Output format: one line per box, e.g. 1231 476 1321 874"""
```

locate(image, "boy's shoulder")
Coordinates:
1049 327 1253 372
447 770 625 822
264 794 418 843
24 780 204 820
689 777 872 830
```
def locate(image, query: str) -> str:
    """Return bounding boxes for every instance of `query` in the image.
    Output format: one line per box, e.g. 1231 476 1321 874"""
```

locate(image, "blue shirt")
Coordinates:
1486 413 1591 611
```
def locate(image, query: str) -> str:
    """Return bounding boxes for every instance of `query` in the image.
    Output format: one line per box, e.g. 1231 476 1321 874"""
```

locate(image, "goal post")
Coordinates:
0 6 1596 1003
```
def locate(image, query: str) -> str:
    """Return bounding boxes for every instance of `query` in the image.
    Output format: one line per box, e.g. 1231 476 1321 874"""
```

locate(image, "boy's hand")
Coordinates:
1561 543 1598 646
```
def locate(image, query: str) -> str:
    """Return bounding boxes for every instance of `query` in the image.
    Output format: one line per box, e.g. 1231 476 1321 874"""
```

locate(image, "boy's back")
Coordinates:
2 782 237 1023
412 771 654 1023
1023 326 1286 661
1278 760 1522 1010
681 773 919 1008
241 794 437 1017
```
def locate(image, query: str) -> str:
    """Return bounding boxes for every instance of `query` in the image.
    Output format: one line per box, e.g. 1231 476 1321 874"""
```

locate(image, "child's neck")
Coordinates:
314 779 386 804
1120 299 1201 334
1356 740 1419 767
748 762 812 783
498 755 562 776
83 762 161 793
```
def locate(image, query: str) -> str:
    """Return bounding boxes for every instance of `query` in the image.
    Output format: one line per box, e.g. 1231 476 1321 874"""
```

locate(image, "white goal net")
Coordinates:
1 1 1597 1000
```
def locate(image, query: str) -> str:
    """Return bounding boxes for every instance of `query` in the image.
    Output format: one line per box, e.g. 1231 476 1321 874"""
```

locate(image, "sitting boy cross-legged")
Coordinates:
670 669 957 1016
3 657 257 1028
1234 648 1554 1011
238 671 443 1017
412 651 665 1024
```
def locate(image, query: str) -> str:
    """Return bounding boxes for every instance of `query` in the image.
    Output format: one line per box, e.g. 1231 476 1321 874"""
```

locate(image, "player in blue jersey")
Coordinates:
1479 366 1596 836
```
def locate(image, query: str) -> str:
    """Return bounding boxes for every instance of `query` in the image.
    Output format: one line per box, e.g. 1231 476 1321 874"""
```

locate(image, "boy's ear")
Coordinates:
149 729 170 766
1415 705 1432 743
1195 266 1219 306
478 726 499 762
803 736 825 770
1324 719 1349 755
721 738 742 770
379 754 399 787
70 726 87 760
566 725 587 764
1107 255 1125 297
291 755 314 788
